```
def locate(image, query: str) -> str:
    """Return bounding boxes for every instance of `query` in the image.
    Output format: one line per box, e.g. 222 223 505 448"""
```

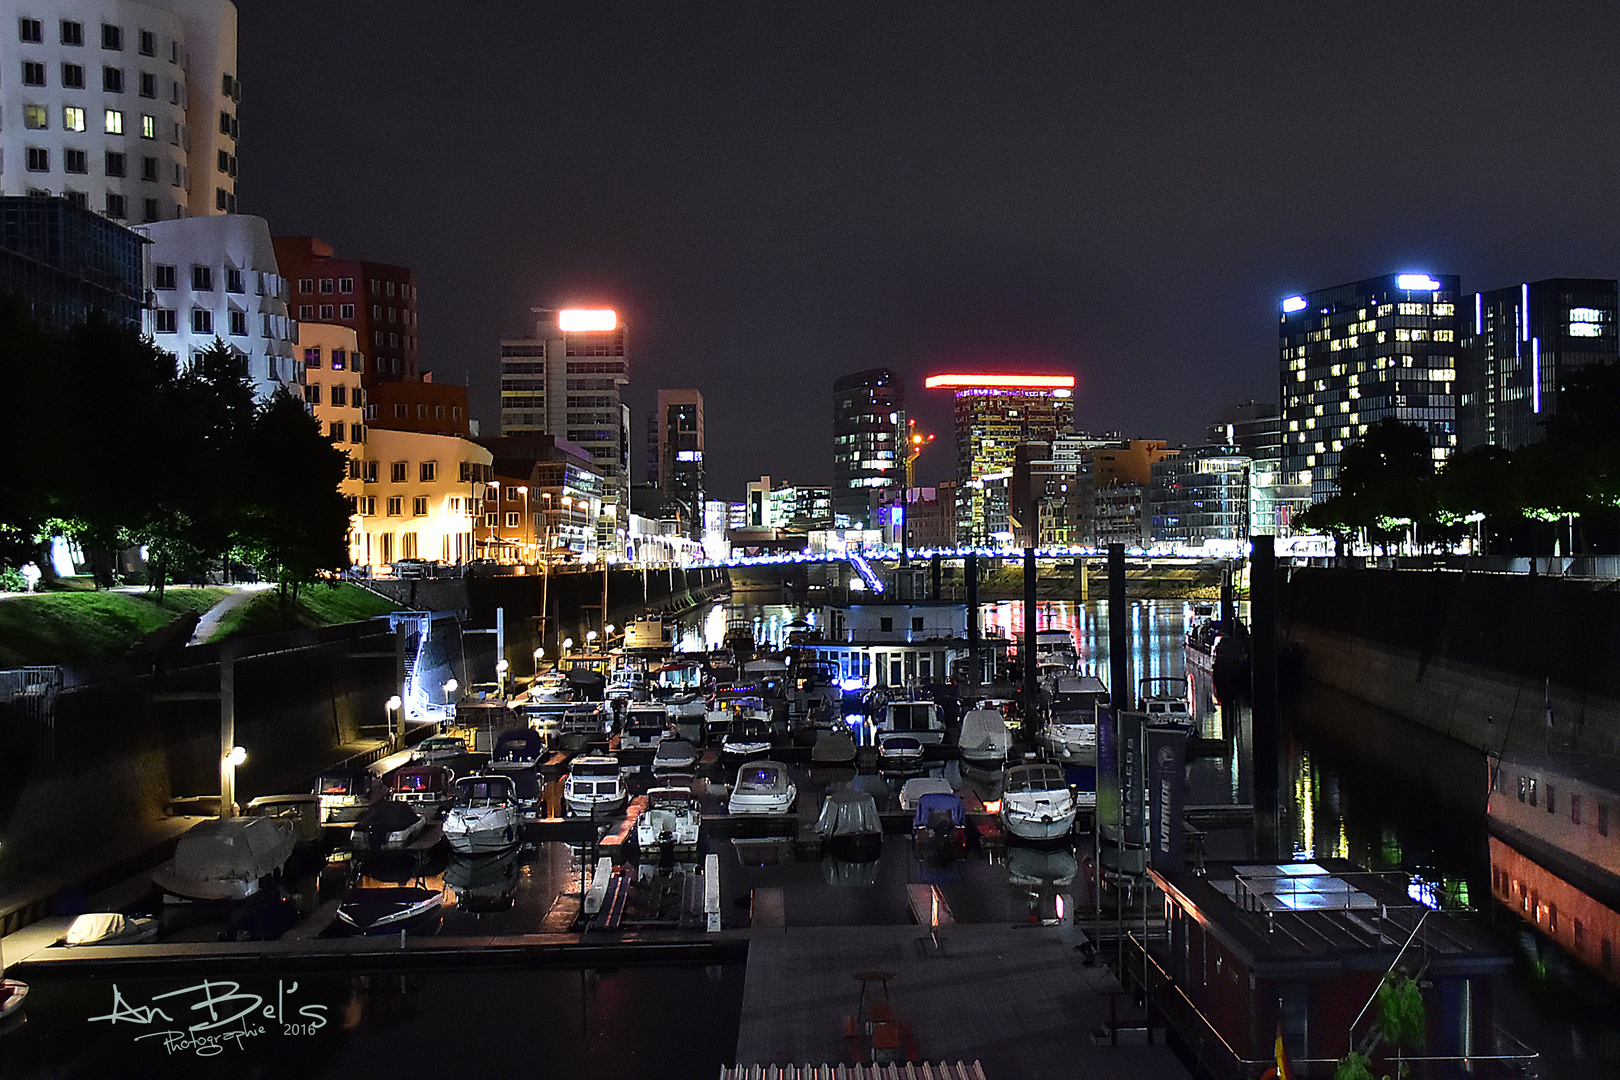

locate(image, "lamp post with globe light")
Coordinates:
387 694 402 748
533 647 545 678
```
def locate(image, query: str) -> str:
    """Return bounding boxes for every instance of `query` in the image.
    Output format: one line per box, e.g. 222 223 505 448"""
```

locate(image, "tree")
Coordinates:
235 388 350 608
1331 419 1436 553
0 297 61 570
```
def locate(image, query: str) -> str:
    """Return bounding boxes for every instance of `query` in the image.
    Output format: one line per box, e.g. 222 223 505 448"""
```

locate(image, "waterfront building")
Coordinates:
807 600 1010 689
655 389 704 539
499 307 629 552
1094 482 1147 546
273 236 419 385
832 367 905 528
0 193 143 331
475 432 604 561
134 213 294 399
1148 445 1250 548
364 378 469 438
299 322 364 454
0 0 238 223
1279 272 1461 503
1459 278 1619 452
1208 401 1310 537
925 372 1074 545
349 427 491 569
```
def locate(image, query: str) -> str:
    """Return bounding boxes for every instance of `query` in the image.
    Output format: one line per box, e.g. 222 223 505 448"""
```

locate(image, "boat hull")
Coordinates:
443 814 522 854
1001 811 1077 842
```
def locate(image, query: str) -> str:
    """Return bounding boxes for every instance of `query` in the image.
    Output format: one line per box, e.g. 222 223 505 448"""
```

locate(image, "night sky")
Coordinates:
238 2 1620 496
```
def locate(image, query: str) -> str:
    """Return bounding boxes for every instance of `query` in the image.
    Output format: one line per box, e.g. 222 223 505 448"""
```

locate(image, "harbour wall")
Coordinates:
1280 566 1620 760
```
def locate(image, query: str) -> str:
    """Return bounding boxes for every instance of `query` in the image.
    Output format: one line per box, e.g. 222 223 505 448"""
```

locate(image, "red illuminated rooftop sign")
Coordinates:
924 373 1075 389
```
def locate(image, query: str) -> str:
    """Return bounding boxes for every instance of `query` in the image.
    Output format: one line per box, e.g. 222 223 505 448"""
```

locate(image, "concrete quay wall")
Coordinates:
1281 567 1620 758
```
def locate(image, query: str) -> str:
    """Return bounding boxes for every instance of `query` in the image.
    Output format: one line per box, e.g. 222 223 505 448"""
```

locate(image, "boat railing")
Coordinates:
1122 932 1541 1079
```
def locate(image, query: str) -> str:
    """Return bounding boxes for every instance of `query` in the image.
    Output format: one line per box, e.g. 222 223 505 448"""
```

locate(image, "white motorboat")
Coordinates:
412 735 468 765
878 699 945 745
1033 628 1079 669
151 816 296 901
653 738 699 773
334 886 443 936
443 774 523 854
878 734 925 773
0 979 26 1022
563 756 627 818
959 708 1012 771
244 793 326 848
531 670 573 702
728 760 796 815
62 912 158 946
349 800 431 852
635 787 702 853
620 705 672 751
1039 711 1097 765
1140 676 1196 731
313 766 385 826
899 776 955 811
721 718 775 764
1001 762 1078 842
606 666 649 703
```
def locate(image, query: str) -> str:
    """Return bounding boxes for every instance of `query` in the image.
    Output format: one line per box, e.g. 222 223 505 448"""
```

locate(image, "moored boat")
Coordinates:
1000 762 1077 842
1139 677 1196 732
349 800 431 852
334 886 444 936
563 756 627 818
442 774 523 854
959 707 1011 772
817 787 882 861
727 760 796 815
151 816 296 902
634 787 702 854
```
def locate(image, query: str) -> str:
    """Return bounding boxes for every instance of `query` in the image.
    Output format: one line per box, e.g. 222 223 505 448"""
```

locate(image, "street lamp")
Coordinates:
587 630 599 655
562 637 574 658
533 647 545 677
516 485 530 563
386 694 402 747
496 658 510 696
223 745 247 816
444 677 458 699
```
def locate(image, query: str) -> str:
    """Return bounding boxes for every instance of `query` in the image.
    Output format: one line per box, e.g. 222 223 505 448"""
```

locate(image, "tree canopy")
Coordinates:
0 303 350 598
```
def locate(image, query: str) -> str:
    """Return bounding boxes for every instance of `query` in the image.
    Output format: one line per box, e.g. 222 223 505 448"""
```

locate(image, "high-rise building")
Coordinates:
135 214 295 399
655 389 704 539
1279 272 1461 503
272 236 419 385
832 368 905 528
1459 279 1619 452
924 373 1075 545
499 308 630 543
0 0 238 223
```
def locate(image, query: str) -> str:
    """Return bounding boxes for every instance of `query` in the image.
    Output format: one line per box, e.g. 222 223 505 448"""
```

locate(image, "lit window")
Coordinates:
141 114 155 139
105 109 123 134
63 106 85 131
23 104 47 129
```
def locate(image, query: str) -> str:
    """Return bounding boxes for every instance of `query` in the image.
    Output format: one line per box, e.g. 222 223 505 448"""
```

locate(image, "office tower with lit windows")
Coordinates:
832 368 905 529
655 389 704 539
1458 279 1619 452
1279 273 1461 503
0 0 238 224
924 373 1075 545
273 236 419 385
499 308 630 540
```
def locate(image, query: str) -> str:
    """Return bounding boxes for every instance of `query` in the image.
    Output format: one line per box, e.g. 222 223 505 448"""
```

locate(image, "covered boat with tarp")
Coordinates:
816 787 882 860
151 816 295 901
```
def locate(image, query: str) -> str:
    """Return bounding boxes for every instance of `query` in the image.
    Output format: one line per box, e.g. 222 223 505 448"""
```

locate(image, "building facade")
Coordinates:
832 367 905 528
924 373 1075 546
1148 445 1250 547
134 213 294 398
0 0 238 223
1208 401 1310 537
1459 278 1619 452
348 426 492 570
299 322 363 454
0 193 143 330
1280 272 1461 502
499 307 629 545
474 432 604 561
272 236 419 385
655 388 704 538
364 378 469 438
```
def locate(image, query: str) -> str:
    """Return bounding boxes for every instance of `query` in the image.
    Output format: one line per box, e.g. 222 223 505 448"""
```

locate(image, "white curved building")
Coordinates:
0 0 237 223
133 213 294 399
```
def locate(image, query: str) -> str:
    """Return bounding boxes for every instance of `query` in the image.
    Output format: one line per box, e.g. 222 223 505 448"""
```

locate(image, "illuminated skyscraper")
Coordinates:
1458 279 1619 452
0 0 239 223
1278 273 1460 503
499 308 629 543
924 373 1075 545
832 368 905 528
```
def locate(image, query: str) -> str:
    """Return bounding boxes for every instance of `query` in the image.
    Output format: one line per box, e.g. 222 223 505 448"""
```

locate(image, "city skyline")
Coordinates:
235 2 1620 495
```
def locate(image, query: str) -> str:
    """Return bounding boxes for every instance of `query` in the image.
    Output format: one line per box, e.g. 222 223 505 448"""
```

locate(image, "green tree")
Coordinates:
235 388 350 608
0 297 61 571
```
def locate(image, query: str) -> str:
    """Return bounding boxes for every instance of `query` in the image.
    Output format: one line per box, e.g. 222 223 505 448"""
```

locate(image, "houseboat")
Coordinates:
1150 858 1532 1077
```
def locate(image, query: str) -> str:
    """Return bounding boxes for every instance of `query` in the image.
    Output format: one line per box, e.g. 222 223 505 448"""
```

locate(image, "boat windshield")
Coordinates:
737 766 782 790
729 720 773 740
457 778 513 801
395 772 438 791
887 703 938 728
573 761 619 778
1005 767 1067 793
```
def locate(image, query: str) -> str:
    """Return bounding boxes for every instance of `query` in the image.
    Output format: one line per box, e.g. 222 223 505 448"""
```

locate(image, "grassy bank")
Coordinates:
0 582 399 667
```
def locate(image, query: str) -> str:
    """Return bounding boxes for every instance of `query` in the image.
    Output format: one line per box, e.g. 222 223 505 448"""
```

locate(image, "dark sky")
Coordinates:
238 2 1620 495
